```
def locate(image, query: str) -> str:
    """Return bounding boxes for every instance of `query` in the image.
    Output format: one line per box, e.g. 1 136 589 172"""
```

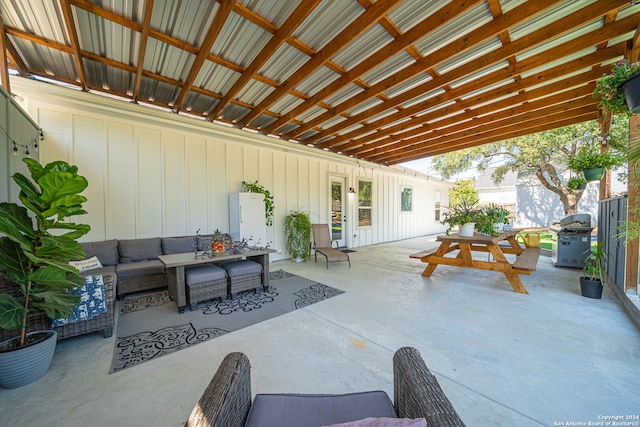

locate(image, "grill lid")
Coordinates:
551 213 592 232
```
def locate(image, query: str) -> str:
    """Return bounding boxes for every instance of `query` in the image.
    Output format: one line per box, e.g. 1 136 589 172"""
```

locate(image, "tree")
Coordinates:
448 179 478 208
431 119 628 214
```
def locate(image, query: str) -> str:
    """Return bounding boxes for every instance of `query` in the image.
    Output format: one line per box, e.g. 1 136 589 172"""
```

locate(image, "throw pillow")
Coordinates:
69 256 103 272
51 275 107 327
323 418 427 427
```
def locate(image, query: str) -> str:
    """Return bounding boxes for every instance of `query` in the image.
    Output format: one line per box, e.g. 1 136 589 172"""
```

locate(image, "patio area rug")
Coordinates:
111 270 344 373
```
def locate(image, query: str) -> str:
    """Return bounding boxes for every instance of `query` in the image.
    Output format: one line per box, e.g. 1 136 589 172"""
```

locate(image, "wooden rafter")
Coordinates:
311 0 630 148
172 0 234 113
265 0 487 136
206 0 321 120
0 15 10 92
60 0 86 90
235 0 406 128
132 0 154 103
1 0 637 165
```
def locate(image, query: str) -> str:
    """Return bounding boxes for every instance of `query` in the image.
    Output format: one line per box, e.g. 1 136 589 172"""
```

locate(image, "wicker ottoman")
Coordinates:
222 260 263 299
185 265 228 310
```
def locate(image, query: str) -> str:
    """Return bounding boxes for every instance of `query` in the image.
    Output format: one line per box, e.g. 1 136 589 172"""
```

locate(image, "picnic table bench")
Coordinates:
410 231 540 294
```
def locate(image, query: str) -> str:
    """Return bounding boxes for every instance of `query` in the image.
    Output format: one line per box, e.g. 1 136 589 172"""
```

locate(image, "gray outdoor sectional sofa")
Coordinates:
81 234 213 298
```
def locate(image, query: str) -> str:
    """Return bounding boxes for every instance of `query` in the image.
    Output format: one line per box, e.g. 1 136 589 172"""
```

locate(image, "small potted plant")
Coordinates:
593 59 640 116
568 144 624 181
483 203 510 233
284 210 311 262
440 199 480 237
567 176 587 193
242 180 274 227
579 242 606 299
211 229 225 252
0 158 90 388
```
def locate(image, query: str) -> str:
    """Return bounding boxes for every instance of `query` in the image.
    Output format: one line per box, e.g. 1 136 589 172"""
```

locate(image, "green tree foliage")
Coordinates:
431 119 628 214
448 179 478 208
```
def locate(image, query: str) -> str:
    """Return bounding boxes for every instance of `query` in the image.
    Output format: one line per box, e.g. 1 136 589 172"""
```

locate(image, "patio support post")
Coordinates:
624 38 640 295
625 114 640 295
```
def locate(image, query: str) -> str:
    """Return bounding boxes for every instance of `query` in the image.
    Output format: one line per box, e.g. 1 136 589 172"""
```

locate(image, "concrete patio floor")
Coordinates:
1 234 639 427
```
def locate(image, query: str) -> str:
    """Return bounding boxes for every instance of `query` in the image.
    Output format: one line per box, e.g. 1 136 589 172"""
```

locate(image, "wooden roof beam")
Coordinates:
206 0 320 120
0 15 10 93
364 96 597 161
311 0 632 146
264 0 487 135
60 0 87 91
376 107 597 164
235 0 408 128
354 92 596 158
172 0 234 113
132 0 154 104
331 46 621 152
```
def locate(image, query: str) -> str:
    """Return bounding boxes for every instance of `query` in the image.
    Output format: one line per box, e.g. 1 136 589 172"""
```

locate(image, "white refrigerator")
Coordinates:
229 192 267 246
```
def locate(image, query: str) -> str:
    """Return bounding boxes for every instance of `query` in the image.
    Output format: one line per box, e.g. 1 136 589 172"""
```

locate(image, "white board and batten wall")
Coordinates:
9 78 451 261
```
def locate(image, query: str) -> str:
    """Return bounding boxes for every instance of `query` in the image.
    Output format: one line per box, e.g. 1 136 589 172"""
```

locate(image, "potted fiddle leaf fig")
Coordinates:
284 210 311 262
0 158 90 388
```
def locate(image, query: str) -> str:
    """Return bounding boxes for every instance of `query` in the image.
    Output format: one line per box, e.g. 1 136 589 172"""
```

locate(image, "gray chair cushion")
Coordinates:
186 265 227 286
244 391 396 427
222 260 262 277
116 260 165 278
119 237 163 263
162 236 195 255
81 239 120 266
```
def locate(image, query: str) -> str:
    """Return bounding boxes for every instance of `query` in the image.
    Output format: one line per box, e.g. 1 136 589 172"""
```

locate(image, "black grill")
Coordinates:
550 214 593 268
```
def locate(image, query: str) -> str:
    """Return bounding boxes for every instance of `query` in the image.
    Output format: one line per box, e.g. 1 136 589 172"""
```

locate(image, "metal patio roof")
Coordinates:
0 0 638 165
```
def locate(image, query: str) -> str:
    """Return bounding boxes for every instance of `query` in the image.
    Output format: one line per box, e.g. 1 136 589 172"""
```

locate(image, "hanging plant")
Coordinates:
241 180 274 226
593 59 640 117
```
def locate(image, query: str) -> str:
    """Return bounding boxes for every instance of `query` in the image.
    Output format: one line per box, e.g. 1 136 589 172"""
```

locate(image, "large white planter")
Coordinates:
0 330 57 389
459 222 475 237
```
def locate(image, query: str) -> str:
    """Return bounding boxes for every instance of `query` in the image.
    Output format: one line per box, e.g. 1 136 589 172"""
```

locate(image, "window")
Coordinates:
435 190 441 221
401 187 412 212
358 180 372 227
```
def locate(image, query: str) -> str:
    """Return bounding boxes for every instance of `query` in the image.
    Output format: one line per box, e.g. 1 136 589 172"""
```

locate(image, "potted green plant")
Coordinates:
242 180 274 226
593 59 640 116
483 203 510 233
440 199 480 237
0 158 90 388
284 210 311 262
567 176 587 193
579 242 606 299
568 145 624 181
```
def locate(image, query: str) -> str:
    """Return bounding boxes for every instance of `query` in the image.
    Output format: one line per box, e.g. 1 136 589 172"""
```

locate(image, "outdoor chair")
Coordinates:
312 223 351 269
185 346 466 427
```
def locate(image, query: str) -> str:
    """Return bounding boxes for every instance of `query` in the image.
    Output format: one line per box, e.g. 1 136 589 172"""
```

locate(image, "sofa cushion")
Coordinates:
82 239 120 266
162 236 196 255
244 391 396 427
198 236 213 251
119 237 163 263
116 260 165 278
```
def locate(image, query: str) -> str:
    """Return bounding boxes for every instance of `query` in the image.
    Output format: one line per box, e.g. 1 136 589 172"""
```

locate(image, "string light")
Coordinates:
1 124 42 158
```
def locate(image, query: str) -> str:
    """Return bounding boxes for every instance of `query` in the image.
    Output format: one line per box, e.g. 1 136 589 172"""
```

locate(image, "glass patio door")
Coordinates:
330 178 346 248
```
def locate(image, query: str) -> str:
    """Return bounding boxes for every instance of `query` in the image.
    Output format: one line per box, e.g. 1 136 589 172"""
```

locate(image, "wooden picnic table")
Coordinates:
410 230 540 294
